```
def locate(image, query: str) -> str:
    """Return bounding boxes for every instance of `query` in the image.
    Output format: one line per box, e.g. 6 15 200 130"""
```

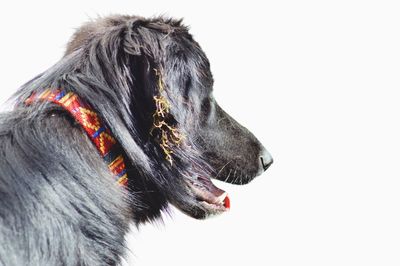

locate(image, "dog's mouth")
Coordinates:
185 174 230 215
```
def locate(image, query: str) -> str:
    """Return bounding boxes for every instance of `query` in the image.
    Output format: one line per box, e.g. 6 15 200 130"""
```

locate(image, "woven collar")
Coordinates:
24 89 128 186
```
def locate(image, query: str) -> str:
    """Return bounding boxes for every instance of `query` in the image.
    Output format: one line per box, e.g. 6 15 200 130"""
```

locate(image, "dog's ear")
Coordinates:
122 20 190 165
120 21 161 130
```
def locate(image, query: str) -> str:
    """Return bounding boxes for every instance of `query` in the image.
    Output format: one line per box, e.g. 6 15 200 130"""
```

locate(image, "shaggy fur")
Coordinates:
0 15 273 266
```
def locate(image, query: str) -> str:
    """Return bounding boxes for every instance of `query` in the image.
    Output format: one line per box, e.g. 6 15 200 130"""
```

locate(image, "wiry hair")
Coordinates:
0 15 215 265
0 14 272 266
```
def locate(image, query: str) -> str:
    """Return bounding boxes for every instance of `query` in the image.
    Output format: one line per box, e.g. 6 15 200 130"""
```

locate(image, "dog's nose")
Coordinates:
258 149 273 174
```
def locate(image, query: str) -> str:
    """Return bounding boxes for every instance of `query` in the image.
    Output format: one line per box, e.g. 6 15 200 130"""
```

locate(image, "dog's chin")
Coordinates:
171 175 231 219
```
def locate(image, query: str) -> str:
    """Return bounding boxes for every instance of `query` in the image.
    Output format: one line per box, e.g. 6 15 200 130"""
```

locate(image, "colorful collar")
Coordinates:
24 89 128 186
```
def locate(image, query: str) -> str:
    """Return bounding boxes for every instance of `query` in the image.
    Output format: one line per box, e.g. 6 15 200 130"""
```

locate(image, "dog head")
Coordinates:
65 15 273 220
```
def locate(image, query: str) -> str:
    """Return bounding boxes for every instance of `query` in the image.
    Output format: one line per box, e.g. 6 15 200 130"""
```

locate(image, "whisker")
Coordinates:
214 159 233 179
224 169 232 183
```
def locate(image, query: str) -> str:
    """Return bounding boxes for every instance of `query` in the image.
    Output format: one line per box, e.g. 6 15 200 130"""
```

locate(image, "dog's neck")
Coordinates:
24 89 128 186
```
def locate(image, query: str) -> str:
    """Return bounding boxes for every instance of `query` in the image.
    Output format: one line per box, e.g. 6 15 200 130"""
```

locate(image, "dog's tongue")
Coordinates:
223 194 230 209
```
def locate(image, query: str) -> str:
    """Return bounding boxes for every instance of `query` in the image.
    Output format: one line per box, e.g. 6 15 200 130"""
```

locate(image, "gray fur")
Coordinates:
0 15 272 265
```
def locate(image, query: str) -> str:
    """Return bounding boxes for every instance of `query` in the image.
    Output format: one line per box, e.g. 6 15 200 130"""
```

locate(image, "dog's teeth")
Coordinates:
217 192 228 204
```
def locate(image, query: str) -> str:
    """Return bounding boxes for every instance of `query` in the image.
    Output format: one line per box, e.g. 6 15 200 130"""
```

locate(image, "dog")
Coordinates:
0 15 273 265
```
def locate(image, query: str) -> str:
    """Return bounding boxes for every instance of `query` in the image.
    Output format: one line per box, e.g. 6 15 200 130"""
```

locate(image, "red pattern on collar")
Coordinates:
25 89 128 186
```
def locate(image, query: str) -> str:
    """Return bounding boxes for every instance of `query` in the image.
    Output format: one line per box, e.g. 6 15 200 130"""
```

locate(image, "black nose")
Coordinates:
258 148 273 174
260 157 273 171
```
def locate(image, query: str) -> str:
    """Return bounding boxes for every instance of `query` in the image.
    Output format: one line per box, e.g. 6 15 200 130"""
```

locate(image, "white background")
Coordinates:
1 1 399 265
